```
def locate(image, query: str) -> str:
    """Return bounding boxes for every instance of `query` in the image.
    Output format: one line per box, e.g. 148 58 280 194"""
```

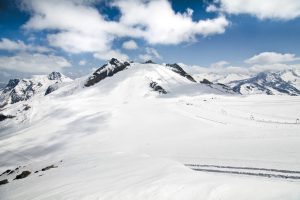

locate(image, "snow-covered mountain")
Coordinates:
0 72 72 108
181 64 300 96
229 70 300 96
193 72 251 84
0 59 300 200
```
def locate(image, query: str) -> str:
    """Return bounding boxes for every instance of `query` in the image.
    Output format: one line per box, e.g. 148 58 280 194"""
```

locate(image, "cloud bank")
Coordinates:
209 0 300 20
21 0 229 60
0 53 71 73
245 52 300 64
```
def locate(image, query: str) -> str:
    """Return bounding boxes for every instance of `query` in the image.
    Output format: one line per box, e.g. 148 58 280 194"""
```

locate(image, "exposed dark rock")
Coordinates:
165 63 196 82
0 179 8 185
216 83 235 93
41 165 57 171
45 83 59 95
48 72 62 80
150 81 167 94
9 80 36 104
85 58 130 87
200 79 212 84
23 104 31 111
3 79 20 93
144 60 155 64
0 114 15 121
14 171 31 180
0 169 12 176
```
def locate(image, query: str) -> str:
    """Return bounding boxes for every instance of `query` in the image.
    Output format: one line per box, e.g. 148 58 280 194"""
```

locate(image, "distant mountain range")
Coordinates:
0 72 72 108
1 59 300 110
229 70 300 96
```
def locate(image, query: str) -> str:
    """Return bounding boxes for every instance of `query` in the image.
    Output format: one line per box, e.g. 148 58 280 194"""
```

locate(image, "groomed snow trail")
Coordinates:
186 164 300 180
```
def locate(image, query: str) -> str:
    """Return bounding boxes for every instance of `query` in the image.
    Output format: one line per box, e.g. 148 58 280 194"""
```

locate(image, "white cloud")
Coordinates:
0 38 27 51
210 60 230 68
211 0 300 20
182 57 300 78
0 38 52 53
114 0 229 44
139 47 161 61
47 31 112 54
79 60 86 66
0 53 71 73
249 63 295 72
93 50 129 61
122 40 138 50
206 4 218 12
23 0 115 54
22 0 229 59
245 52 300 64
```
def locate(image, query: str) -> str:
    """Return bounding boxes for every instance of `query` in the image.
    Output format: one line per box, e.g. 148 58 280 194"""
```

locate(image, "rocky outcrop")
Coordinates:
0 179 8 185
45 83 60 95
48 72 62 80
150 81 167 94
0 114 15 121
165 63 196 82
3 79 20 93
144 60 155 64
14 171 31 180
200 79 212 84
85 58 130 87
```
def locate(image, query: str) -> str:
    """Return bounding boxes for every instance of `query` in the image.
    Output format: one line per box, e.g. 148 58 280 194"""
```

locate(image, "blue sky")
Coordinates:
0 0 300 80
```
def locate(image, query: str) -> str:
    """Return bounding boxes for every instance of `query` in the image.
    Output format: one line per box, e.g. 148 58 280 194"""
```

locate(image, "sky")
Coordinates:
0 0 300 81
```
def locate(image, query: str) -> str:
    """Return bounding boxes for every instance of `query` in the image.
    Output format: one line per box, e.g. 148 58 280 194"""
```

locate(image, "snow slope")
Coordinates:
0 59 300 199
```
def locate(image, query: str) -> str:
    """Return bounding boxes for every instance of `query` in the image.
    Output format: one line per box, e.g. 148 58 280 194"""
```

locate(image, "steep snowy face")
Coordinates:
165 63 197 82
0 72 72 107
230 71 300 96
280 69 300 89
85 58 131 87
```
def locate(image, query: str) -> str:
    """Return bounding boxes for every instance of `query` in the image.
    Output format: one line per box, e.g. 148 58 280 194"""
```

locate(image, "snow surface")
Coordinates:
0 62 300 199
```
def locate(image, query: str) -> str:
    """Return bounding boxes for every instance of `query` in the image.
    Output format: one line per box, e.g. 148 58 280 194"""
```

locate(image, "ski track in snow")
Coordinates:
186 164 300 180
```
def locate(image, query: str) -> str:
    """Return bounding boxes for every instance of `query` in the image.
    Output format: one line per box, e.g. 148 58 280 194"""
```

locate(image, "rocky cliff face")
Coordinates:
85 58 131 87
165 63 196 82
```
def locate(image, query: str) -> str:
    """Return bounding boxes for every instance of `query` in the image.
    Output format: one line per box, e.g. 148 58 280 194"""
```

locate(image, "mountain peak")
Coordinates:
144 60 155 64
85 58 131 87
165 63 196 82
48 72 62 80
